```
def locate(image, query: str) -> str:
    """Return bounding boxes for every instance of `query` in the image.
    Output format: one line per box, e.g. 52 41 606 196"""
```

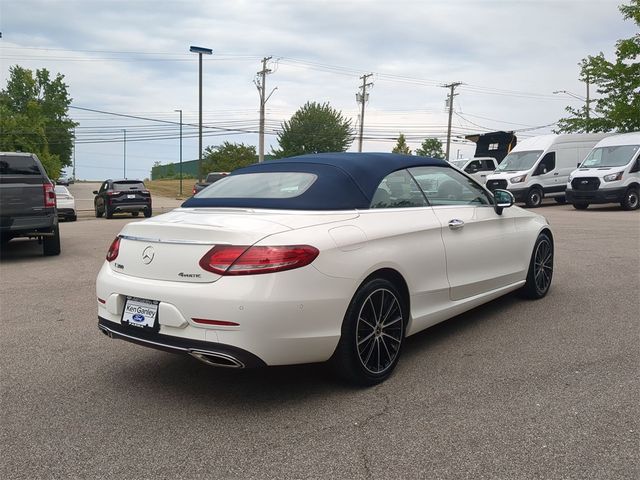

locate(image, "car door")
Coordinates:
409 166 526 301
365 169 449 333
533 152 560 193
96 181 108 211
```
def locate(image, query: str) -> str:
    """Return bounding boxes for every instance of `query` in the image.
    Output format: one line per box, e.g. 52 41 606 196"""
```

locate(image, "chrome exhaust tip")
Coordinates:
189 350 245 368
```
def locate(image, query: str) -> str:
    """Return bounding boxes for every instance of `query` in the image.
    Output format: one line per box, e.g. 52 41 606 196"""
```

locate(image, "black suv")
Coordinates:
94 179 152 219
0 152 61 255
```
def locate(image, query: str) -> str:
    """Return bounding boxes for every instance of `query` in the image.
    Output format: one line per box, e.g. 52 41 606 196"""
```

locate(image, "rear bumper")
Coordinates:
566 187 626 204
98 317 266 368
0 213 56 235
57 208 76 218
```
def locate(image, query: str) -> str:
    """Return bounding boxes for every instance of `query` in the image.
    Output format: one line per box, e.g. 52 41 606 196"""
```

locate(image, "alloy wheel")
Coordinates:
356 288 404 374
533 239 553 294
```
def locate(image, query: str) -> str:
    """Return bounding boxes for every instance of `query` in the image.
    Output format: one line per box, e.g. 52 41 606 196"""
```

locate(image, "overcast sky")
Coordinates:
1 0 635 180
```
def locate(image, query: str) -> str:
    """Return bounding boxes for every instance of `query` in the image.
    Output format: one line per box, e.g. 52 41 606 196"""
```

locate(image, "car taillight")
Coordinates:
106 237 121 262
199 245 319 276
192 187 197 195
107 191 121 196
43 183 56 207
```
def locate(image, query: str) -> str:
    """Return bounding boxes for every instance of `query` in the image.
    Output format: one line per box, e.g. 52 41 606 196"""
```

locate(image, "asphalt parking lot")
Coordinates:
1 203 638 479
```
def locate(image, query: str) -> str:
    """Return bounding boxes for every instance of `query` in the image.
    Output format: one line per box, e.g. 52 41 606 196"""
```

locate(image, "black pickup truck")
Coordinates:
0 152 61 255
192 171 228 195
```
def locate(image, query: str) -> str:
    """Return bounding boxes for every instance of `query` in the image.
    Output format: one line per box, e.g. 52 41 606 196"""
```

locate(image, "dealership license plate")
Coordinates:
122 297 158 329
127 194 135 199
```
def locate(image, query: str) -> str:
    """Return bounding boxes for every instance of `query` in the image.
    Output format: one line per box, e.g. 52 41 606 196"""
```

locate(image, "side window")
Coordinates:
481 160 495 171
370 169 428 209
536 152 556 175
99 182 108 193
409 166 492 207
465 161 481 173
630 158 640 173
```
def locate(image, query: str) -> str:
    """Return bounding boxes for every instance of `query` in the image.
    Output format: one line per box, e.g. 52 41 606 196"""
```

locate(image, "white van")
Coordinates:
566 132 640 210
485 133 611 207
449 157 498 184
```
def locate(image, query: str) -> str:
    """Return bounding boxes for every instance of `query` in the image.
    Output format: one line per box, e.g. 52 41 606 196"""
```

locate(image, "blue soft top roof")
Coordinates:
182 152 448 210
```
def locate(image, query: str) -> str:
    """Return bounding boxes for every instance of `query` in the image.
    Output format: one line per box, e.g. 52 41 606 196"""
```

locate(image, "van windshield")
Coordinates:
495 150 543 172
580 145 640 168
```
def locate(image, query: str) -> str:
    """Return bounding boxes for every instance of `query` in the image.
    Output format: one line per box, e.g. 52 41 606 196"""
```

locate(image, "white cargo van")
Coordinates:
449 157 498 184
566 132 640 210
485 133 611 207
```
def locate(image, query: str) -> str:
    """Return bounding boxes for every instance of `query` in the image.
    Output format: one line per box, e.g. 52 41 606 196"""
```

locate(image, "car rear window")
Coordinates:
113 181 145 190
196 172 317 199
0 156 41 175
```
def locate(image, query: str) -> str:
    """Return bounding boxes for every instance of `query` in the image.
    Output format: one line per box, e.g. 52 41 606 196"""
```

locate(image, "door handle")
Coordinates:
553 173 559 176
448 219 465 230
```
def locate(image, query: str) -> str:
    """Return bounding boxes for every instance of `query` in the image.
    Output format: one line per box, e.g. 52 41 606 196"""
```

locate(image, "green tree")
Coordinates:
415 138 445 158
0 66 76 177
557 1 640 133
203 141 257 173
273 101 353 158
392 133 412 154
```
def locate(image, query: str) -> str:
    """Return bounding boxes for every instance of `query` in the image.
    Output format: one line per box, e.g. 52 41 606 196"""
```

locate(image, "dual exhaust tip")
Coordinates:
99 325 245 368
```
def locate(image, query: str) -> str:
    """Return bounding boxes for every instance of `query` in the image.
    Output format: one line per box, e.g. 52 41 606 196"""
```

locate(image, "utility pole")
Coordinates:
442 82 462 161
72 127 76 180
255 56 276 162
356 73 374 152
585 72 591 121
175 109 183 196
123 129 127 179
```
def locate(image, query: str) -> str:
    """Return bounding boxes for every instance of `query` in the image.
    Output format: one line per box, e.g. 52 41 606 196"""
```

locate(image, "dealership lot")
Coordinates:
0 204 638 479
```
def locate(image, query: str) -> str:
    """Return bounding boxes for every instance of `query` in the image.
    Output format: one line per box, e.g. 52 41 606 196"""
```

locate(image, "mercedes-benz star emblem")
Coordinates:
142 246 155 265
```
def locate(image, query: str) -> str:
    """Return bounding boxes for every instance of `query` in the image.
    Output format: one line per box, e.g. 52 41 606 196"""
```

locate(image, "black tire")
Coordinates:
132 211 139 217
525 187 543 208
105 206 113 219
70 215 77 222
43 226 61 256
143 208 152 218
520 232 553 299
573 202 589 210
554 196 567 204
332 278 406 386
95 205 103 218
621 187 640 211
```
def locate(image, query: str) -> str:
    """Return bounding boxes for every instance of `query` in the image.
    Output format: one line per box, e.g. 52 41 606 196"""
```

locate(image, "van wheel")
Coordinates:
573 202 589 210
332 278 406 386
520 232 553 299
525 187 543 208
43 226 61 256
621 187 639 210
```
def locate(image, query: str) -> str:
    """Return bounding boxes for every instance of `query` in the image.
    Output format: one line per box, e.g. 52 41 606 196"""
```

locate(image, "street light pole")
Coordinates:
190 45 213 183
174 109 183 196
123 128 127 179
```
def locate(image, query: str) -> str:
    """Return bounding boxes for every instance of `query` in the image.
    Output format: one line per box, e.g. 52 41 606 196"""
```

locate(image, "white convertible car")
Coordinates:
96 153 553 385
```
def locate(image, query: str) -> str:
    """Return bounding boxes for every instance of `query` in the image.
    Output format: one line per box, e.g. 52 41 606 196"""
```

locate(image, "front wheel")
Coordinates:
332 278 405 386
621 187 640 211
520 232 553 299
525 187 543 208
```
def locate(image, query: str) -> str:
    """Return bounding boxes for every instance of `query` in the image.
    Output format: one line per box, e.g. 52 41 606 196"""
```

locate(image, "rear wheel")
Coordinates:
70 214 77 222
554 196 567 204
105 206 113 219
43 226 61 256
573 202 589 210
520 232 553 299
525 187 543 208
333 278 405 386
132 211 139 217
95 205 103 218
621 187 639 210
143 208 152 218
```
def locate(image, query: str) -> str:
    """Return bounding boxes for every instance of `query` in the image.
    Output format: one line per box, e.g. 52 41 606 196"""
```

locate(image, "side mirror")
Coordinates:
494 189 514 215
92 190 98 195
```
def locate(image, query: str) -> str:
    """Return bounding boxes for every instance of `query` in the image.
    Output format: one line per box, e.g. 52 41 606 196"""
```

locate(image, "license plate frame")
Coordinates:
121 296 159 332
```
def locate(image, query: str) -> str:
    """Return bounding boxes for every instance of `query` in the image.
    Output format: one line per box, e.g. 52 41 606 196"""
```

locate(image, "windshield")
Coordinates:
495 150 543 172
450 160 467 168
196 172 317 199
580 145 640 168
